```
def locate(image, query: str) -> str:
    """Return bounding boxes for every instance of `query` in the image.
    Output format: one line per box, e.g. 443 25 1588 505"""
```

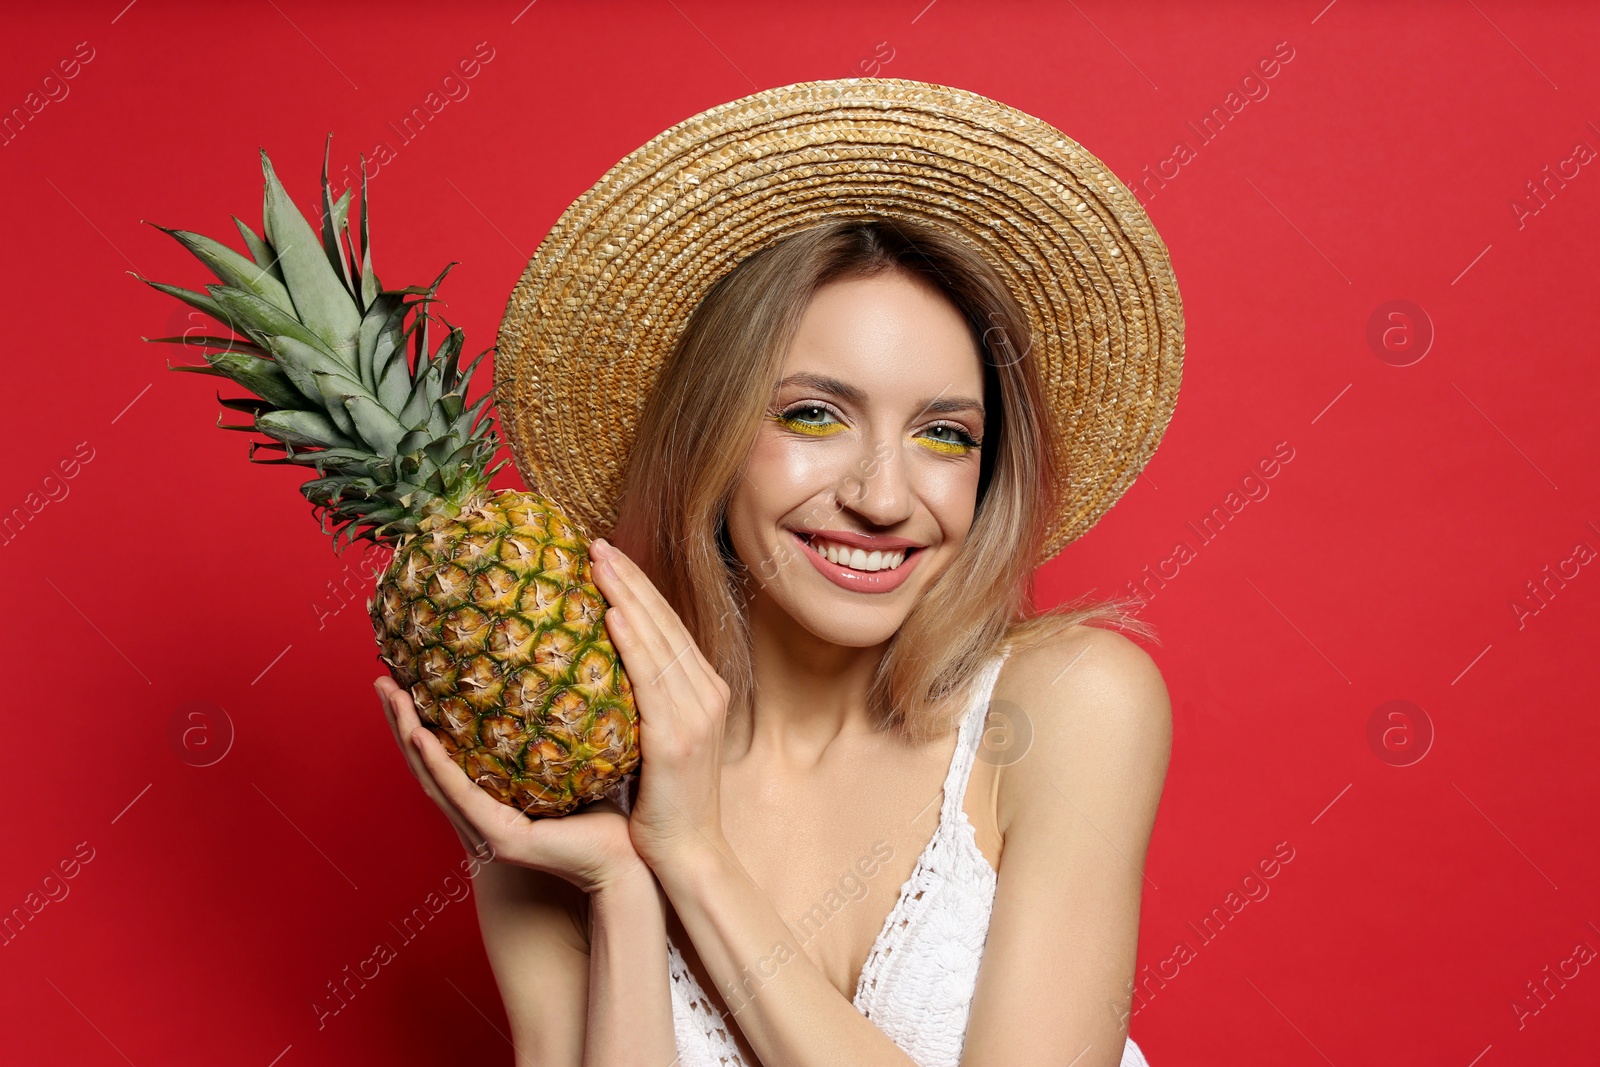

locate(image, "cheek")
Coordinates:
911 454 983 538
748 428 840 488
731 429 983 546
726 432 820 543
738 430 845 517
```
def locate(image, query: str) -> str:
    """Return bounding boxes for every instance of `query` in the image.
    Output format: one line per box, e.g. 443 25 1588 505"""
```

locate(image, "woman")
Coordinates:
377 79 1183 1066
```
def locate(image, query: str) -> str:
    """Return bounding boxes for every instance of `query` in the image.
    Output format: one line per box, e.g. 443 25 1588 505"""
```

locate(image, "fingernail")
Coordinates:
590 537 612 559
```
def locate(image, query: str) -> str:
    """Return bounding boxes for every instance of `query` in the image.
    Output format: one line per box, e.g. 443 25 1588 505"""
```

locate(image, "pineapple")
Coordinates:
131 134 638 817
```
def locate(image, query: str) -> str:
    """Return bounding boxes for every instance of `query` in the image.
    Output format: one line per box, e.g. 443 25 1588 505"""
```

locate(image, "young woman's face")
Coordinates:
724 270 987 648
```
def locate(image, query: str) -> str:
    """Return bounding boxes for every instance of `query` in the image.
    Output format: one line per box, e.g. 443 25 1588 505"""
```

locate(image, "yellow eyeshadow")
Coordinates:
914 435 974 455
772 411 977 451
773 412 844 436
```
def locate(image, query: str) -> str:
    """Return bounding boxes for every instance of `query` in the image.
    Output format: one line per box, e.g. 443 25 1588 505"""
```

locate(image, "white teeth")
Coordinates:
803 534 909 572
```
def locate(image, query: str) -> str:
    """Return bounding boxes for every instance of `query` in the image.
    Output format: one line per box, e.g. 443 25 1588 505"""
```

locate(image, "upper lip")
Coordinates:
790 528 926 551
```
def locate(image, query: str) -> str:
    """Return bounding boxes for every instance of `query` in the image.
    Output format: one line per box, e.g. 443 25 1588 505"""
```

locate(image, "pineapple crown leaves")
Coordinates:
130 132 512 552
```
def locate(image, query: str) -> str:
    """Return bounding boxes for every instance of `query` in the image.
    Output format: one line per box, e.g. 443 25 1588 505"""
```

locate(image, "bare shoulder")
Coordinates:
993 624 1172 833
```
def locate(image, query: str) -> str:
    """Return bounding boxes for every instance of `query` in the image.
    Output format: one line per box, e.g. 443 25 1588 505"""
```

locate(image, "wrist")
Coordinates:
641 833 737 895
587 864 667 939
588 856 656 899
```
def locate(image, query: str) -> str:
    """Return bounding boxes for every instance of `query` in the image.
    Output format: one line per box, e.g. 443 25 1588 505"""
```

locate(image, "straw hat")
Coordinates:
496 76 1183 564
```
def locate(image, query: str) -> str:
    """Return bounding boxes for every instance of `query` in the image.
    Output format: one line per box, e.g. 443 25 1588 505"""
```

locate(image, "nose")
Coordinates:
835 436 913 527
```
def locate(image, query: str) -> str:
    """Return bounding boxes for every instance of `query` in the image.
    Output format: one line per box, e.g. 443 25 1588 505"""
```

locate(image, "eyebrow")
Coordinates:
774 372 985 419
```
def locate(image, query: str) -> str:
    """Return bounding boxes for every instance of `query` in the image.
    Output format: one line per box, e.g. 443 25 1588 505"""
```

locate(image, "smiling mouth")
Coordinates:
792 531 919 573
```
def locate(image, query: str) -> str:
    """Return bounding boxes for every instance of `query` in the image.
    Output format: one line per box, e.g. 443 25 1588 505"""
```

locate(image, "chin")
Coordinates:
767 575 913 646
789 608 904 649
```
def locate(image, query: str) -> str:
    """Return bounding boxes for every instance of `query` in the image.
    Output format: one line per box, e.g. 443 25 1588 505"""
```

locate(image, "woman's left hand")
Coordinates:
588 537 731 871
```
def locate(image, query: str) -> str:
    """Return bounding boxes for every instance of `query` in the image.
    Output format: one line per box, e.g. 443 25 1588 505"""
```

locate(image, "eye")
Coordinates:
773 402 846 436
915 422 981 455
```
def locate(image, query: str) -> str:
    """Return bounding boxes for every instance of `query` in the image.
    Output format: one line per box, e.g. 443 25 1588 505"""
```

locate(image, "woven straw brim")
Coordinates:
496 76 1183 564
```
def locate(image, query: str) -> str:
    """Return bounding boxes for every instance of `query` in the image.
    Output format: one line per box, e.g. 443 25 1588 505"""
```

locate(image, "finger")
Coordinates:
404 725 506 851
375 679 408 753
589 557 671 682
603 600 710 726
591 542 681 633
379 680 489 853
605 599 725 726
408 725 543 854
591 548 723 708
595 544 716 687
377 678 437 784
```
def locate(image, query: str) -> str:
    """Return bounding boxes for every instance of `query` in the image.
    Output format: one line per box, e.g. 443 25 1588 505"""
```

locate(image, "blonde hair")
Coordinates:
609 216 1157 742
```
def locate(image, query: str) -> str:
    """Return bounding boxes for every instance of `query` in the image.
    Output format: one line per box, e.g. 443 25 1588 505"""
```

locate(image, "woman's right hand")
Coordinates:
375 676 647 896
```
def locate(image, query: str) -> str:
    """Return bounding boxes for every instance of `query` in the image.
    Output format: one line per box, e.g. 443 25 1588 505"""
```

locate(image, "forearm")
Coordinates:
583 869 678 1067
653 843 918 1067
472 862 587 1066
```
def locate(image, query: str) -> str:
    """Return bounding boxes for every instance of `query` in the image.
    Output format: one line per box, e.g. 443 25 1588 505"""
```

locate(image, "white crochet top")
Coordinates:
624 649 1152 1067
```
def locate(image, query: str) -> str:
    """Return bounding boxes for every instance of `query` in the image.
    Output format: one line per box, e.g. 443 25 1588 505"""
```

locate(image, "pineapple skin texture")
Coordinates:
369 489 639 817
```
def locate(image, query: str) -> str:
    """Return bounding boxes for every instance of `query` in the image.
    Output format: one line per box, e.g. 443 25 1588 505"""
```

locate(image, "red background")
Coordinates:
3 1 1597 1063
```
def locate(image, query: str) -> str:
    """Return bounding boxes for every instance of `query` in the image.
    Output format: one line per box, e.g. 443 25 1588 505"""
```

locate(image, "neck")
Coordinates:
725 589 890 768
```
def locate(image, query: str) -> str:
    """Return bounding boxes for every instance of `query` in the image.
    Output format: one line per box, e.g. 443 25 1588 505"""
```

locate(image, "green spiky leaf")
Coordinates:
140 136 502 549
147 222 296 315
257 409 359 449
357 293 407 396
232 215 285 283
169 346 304 410
259 146 361 362
357 154 378 309
207 284 343 364
312 369 362 439
131 273 245 335
342 392 409 454
321 133 357 304
143 333 265 356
